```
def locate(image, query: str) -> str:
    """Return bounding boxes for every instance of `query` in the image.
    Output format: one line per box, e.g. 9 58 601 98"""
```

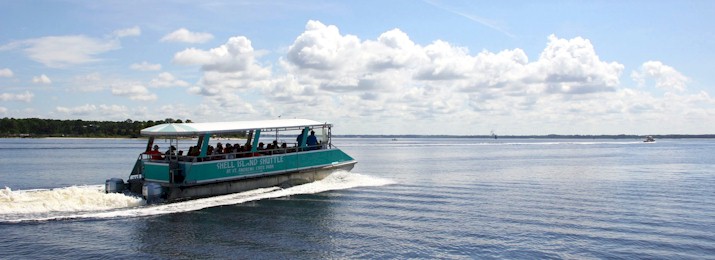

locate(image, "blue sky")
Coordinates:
1 0 714 135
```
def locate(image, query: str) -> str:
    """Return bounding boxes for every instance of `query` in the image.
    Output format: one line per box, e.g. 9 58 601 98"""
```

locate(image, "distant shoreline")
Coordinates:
3 118 713 139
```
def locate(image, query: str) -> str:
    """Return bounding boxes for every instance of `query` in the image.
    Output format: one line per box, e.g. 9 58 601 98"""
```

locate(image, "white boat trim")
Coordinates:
141 118 327 136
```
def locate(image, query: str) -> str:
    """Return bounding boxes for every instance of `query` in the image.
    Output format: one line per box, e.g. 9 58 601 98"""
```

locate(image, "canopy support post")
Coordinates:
199 134 210 158
251 129 261 152
300 127 309 148
144 137 155 153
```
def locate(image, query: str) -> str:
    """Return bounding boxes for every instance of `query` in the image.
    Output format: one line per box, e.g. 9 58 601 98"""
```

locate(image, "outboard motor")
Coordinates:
142 182 164 203
105 178 125 193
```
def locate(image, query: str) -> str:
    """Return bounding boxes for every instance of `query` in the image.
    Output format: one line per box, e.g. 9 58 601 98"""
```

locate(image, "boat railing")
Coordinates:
139 143 328 163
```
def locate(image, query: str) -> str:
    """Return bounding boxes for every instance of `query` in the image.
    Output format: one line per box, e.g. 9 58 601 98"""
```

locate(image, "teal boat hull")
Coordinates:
133 148 356 201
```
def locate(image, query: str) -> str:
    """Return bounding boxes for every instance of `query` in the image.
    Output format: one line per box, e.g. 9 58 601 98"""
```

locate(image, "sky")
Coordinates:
1 0 714 135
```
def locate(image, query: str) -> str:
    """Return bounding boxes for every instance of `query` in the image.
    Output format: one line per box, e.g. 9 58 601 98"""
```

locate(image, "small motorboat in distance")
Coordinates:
643 135 656 143
105 119 357 203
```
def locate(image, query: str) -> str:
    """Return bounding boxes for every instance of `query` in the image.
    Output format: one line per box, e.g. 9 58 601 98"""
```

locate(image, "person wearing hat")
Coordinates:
145 144 163 160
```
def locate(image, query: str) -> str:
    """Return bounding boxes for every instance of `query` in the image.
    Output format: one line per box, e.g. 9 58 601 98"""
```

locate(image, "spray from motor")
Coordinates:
1 172 393 223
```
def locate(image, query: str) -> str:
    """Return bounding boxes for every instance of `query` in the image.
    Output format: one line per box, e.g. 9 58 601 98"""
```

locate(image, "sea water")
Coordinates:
1 138 714 259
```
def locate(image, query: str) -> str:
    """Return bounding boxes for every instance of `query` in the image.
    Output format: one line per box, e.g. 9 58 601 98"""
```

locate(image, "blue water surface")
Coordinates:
1 137 714 259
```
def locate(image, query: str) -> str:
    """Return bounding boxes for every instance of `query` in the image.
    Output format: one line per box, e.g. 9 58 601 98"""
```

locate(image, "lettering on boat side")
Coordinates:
217 156 285 174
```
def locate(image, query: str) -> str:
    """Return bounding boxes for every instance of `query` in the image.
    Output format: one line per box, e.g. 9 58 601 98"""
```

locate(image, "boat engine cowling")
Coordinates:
142 182 163 203
105 178 125 193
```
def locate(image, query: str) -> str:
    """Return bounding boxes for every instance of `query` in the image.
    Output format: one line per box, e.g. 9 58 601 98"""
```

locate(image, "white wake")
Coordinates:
0 171 393 223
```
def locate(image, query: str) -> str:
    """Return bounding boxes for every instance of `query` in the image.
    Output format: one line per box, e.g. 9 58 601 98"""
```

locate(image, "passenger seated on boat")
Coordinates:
274 142 286 154
213 144 225 159
234 145 243 158
243 144 252 157
235 144 243 153
216 143 224 154
165 145 177 156
259 142 269 155
223 144 238 159
145 145 163 160
188 146 200 157
307 130 318 150
239 145 250 157
296 132 304 145
244 144 261 157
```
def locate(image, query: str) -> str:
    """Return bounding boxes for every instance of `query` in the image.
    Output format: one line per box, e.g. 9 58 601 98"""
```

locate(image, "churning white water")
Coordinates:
0 171 393 223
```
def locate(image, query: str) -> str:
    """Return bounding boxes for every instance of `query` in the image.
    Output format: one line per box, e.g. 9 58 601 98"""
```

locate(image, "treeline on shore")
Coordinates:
0 117 191 138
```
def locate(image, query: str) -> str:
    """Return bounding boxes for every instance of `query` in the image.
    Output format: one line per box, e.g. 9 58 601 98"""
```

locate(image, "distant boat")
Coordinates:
643 136 655 142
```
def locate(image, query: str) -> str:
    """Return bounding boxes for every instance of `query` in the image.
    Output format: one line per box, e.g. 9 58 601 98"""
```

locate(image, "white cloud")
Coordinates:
99 104 130 115
366 29 424 70
130 61 162 71
56 104 96 115
157 20 713 134
56 104 129 117
252 21 707 134
0 91 34 102
161 28 214 43
2 35 120 68
0 107 7 114
287 20 362 70
113 26 141 38
174 36 256 71
415 40 481 81
526 35 624 94
199 69 271 89
32 74 52 84
157 104 196 120
149 72 190 88
69 73 105 92
631 60 688 92
0 68 13 77
172 48 215 65
279 21 624 107
111 84 157 101
174 36 272 95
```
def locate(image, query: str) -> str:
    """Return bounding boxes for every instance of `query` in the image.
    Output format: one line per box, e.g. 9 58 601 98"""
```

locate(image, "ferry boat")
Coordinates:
105 119 357 202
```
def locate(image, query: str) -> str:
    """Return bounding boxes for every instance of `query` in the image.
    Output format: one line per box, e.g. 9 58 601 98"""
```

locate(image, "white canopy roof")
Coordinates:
140 119 329 136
